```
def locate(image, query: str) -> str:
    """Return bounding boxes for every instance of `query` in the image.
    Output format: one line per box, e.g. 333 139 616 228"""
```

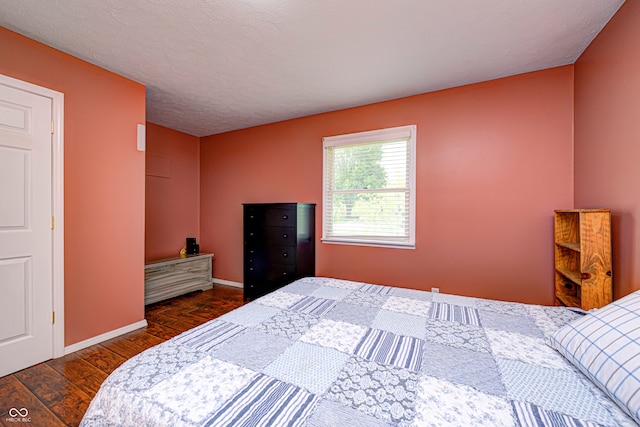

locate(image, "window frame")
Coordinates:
322 124 417 249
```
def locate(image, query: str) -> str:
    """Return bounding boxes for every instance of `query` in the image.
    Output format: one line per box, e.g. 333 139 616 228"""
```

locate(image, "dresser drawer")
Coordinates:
245 261 294 282
267 245 295 265
245 245 295 268
265 227 294 245
265 263 295 282
244 226 294 246
245 206 295 227
264 207 295 227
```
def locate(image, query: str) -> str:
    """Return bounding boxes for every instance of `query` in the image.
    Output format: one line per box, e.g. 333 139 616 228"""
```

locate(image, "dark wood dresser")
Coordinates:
243 203 315 300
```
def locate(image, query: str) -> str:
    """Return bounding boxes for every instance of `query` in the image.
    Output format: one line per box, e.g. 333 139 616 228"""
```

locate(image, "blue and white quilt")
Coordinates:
80 277 637 426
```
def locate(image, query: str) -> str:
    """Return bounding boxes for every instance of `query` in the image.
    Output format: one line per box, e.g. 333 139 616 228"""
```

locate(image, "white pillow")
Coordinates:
550 291 640 423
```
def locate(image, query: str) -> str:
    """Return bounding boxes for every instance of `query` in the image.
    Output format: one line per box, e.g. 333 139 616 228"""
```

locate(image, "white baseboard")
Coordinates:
63 280 241 356
212 277 243 288
63 319 148 355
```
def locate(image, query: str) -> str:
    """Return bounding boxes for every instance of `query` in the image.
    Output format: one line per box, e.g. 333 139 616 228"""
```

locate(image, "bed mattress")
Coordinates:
80 277 636 426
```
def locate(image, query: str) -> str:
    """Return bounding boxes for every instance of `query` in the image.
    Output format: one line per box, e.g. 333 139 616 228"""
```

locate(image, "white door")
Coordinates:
0 81 53 377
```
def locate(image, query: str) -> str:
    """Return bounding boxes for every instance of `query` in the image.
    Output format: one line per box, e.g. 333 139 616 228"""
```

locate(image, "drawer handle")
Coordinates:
282 252 288 257
282 233 288 238
283 272 288 276
282 214 288 220
249 232 254 236
249 267 254 271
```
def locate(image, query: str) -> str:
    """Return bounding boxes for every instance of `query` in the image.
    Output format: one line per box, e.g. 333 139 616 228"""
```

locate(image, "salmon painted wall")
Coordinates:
574 1 640 299
145 122 200 261
0 27 146 346
201 66 574 305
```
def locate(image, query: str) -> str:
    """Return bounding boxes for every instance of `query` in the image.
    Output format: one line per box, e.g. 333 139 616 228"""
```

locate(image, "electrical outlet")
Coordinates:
431 287 440 293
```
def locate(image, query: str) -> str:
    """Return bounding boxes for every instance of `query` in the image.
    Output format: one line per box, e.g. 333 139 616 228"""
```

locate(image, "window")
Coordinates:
322 125 416 249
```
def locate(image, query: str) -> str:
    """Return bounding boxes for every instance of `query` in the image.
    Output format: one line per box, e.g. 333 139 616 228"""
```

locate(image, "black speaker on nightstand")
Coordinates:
186 237 199 255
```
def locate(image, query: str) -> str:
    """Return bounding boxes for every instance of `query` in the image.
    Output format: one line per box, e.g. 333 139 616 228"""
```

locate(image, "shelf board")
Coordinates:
555 241 580 252
556 267 581 285
554 209 610 213
556 293 580 308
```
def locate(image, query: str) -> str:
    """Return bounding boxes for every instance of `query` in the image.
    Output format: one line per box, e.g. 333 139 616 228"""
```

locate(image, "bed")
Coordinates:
80 277 640 426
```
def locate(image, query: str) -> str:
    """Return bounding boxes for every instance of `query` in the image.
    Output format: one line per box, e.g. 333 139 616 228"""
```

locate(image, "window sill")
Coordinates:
321 238 415 250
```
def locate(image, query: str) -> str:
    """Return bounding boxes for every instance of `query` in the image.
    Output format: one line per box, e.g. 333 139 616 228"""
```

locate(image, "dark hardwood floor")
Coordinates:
0 285 244 426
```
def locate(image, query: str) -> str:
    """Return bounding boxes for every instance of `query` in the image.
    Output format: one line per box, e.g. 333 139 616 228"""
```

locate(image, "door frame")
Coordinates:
0 73 65 358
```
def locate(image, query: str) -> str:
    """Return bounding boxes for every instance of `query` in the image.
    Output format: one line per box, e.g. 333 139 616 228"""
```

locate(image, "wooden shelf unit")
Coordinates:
554 209 612 310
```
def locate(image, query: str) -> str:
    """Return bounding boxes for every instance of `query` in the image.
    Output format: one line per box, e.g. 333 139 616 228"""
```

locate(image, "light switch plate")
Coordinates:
137 124 146 152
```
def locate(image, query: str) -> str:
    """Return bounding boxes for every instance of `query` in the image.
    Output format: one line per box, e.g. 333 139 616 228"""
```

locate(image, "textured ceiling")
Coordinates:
0 0 625 137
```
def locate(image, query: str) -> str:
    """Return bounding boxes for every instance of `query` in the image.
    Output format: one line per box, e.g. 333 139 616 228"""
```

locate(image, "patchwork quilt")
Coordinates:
80 277 637 426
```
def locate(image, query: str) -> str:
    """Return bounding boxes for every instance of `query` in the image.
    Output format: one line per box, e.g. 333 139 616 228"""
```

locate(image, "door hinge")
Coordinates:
51 121 54 134
52 311 55 324
51 216 55 230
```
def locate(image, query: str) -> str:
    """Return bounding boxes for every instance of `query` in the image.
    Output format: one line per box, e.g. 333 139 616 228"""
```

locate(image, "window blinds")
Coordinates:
322 125 416 248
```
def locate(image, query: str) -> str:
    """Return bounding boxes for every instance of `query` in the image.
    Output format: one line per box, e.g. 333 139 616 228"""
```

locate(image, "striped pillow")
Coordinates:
550 291 640 424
